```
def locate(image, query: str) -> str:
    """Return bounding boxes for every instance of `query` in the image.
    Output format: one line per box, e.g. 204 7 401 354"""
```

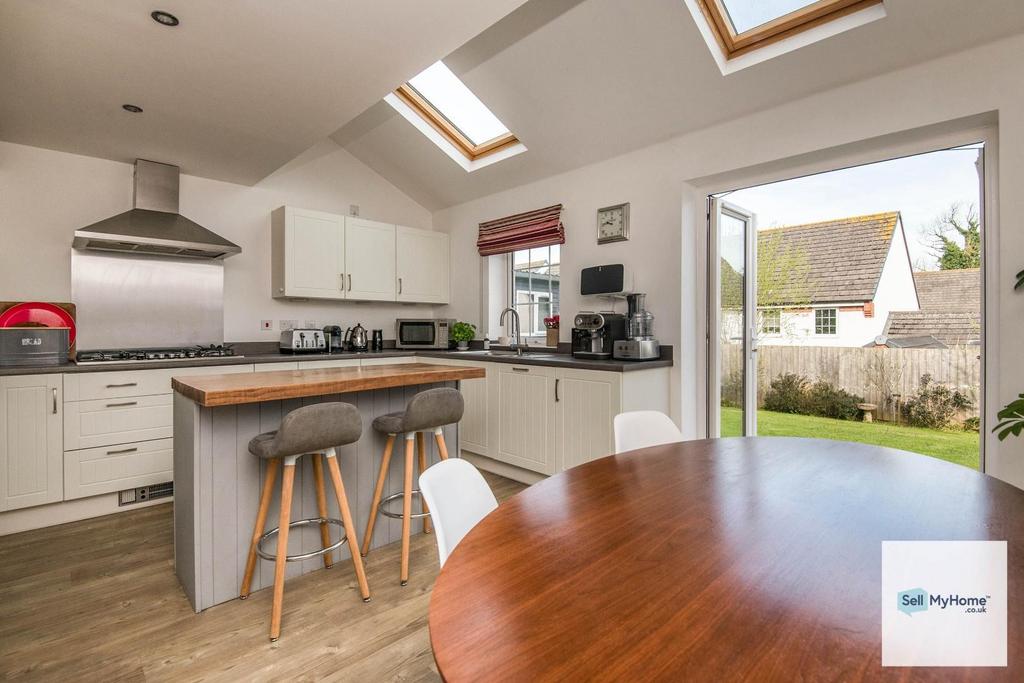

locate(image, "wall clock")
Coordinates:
597 203 629 244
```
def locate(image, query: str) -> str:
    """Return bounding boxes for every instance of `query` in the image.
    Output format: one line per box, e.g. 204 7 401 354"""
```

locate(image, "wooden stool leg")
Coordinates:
311 453 333 569
401 435 415 586
434 428 450 461
241 458 280 599
416 432 431 534
270 459 296 642
324 449 371 602
361 435 394 557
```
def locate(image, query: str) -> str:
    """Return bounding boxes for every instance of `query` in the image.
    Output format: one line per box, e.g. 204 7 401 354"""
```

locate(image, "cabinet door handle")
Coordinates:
106 447 138 455
348 274 352 291
105 401 138 408
512 367 529 373
398 277 402 294
339 273 345 291
52 388 58 414
555 378 560 402
106 382 138 388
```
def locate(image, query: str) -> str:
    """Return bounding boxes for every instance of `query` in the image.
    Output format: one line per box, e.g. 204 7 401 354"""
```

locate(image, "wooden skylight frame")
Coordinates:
696 0 883 59
394 84 520 161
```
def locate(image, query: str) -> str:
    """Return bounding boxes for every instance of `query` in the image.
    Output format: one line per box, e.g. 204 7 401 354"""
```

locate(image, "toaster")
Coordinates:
279 328 326 353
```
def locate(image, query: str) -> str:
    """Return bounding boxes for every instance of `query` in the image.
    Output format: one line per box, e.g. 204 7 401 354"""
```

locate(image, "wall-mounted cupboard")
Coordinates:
271 206 449 304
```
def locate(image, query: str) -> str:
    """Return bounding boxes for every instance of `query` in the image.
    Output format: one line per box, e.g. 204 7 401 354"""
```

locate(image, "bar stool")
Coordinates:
361 387 464 585
239 402 371 642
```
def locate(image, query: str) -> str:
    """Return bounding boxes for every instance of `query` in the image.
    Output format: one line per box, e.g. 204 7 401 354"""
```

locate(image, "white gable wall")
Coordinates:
873 218 922 338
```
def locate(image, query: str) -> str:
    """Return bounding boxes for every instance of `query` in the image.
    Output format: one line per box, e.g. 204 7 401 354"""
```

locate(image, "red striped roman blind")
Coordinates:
477 204 564 256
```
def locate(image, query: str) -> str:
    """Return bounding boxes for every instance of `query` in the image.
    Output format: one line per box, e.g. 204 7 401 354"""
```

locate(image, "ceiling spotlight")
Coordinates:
151 10 179 26
122 104 144 113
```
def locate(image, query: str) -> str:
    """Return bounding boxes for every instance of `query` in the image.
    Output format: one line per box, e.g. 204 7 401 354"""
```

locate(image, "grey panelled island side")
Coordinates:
171 363 484 612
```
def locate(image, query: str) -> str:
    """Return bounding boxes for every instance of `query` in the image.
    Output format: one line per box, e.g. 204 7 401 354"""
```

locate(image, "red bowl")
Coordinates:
0 302 76 344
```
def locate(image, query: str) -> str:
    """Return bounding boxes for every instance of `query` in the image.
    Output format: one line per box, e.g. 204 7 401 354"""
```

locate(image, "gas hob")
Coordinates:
75 345 242 364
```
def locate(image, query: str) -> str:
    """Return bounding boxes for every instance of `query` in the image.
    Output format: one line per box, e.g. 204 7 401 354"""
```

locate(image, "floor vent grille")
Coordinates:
118 481 174 506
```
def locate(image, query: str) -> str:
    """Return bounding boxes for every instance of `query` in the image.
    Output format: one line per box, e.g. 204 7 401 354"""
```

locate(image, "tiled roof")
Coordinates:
884 311 980 346
883 269 980 346
758 212 899 305
913 268 979 311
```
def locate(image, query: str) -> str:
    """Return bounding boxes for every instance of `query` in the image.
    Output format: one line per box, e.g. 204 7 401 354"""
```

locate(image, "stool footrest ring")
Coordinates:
378 490 430 519
256 517 347 562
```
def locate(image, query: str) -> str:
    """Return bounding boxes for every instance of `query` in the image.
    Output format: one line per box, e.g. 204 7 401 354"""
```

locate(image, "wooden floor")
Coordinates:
0 470 526 682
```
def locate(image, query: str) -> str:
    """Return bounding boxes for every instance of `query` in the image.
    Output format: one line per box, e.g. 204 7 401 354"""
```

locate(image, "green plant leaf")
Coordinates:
993 394 1024 440
1016 269 1024 290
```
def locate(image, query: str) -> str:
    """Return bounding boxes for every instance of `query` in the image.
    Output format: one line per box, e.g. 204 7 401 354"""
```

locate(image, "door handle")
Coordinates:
512 367 529 373
339 273 345 291
52 388 58 414
106 447 138 455
398 277 402 294
348 274 352 291
555 378 560 402
106 382 138 388
105 401 138 408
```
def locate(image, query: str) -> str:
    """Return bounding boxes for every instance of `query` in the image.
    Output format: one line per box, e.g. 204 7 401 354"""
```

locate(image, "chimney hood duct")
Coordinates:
72 159 241 260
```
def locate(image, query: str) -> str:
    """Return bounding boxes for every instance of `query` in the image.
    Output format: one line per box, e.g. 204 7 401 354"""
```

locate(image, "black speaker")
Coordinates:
580 264 625 296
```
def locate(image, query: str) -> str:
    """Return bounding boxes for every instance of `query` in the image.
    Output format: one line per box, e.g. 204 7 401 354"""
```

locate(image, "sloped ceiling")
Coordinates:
336 0 1024 210
0 0 528 185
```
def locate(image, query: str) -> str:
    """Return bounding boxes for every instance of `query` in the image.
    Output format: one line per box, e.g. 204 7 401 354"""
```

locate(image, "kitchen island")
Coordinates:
171 363 483 612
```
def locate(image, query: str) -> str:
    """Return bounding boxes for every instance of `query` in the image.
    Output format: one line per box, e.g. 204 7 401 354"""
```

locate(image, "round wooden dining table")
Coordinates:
429 438 1023 682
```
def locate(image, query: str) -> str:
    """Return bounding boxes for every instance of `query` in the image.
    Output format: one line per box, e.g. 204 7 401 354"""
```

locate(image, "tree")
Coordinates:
930 203 980 270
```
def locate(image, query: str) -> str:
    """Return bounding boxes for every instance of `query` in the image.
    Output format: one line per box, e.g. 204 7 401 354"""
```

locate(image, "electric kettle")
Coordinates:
347 322 368 352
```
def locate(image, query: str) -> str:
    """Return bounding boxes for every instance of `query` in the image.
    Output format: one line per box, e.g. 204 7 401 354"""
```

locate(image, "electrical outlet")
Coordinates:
260 320 273 331
279 320 297 331
349 204 360 217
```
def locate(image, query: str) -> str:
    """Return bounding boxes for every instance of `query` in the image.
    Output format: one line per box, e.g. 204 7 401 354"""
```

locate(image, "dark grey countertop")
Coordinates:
0 342 673 376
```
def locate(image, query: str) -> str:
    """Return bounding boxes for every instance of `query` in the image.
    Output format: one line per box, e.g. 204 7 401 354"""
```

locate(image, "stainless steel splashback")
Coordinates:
72 250 224 350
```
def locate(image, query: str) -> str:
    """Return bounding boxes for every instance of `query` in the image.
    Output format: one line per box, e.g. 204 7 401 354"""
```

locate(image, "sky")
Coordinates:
720 145 983 270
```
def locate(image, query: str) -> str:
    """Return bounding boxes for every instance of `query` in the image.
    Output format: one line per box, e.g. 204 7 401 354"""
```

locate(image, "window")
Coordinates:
510 245 560 342
815 308 837 335
394 61 519 161
696 0 882 59
761 309 781 335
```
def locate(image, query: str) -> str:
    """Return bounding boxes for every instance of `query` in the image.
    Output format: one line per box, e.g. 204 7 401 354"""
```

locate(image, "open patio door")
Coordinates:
708 198 757 437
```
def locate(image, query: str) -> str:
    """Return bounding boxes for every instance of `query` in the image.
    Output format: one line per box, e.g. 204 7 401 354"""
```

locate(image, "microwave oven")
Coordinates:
395 319 454 349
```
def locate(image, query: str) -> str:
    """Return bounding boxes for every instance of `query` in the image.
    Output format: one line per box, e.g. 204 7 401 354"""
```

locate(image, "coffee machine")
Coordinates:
613 293 660 360
571 312 626 360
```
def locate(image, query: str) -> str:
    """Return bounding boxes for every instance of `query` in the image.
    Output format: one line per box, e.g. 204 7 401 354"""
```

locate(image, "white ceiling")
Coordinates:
336 0 1024 210
0 0 527 185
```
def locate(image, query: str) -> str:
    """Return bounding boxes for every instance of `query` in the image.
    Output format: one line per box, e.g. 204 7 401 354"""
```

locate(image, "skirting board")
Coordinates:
461 451 546 486
0 493 172 536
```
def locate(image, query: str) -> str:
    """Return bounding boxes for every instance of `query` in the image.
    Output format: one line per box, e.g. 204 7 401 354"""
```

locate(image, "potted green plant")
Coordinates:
451 321 476 351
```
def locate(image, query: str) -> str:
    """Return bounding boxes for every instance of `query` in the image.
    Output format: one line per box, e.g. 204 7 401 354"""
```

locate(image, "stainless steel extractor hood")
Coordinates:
72 159 241 260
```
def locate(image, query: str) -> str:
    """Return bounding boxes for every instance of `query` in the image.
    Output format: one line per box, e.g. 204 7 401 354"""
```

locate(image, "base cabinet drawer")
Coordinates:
64 394 172 450
296 359 360 370
360 357 416 366
64 438 173 500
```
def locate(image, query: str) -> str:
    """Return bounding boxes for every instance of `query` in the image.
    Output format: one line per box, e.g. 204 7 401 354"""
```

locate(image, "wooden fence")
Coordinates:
721 344 981 423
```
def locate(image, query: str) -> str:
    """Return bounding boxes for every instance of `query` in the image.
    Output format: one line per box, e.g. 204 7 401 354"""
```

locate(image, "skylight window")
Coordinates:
391 61 520 165
692 0 884 64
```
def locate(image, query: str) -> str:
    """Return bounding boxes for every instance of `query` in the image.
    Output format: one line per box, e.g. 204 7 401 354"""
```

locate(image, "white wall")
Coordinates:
873 219 921 331
0 139 436 341
760 306 881 348
433 33 1024 488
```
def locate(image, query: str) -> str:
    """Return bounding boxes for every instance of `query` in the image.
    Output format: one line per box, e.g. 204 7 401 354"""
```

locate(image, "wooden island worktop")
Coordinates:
172 362 478 612
172 362 484 407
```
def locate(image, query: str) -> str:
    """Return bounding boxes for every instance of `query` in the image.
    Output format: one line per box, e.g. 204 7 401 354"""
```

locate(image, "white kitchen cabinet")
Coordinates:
423 357 492 457
555 368 621 470
64 437 173 500
64 393 172 450
345 217 397 301
0 374 63 511
271 206 346 299
296 359 359 370
359 357 417 367
396 226 450 304
493 364 558 475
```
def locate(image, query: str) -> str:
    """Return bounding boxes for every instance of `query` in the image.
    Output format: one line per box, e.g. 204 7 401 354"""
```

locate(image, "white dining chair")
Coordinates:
613 410 683 454
419 458 498 567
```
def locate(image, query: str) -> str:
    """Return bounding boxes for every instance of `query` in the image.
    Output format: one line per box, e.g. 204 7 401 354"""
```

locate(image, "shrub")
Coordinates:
762 373 864 421
762 373 808 414
962 416 981 432
902 374 973 430
721 370 744 408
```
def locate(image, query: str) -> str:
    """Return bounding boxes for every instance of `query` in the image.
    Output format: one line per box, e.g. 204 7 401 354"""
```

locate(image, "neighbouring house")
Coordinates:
754 212 920 347
875 268 981 348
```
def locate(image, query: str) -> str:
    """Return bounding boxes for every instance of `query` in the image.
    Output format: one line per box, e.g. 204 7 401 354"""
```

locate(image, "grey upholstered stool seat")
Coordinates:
363 387 465 586
239 402 371 642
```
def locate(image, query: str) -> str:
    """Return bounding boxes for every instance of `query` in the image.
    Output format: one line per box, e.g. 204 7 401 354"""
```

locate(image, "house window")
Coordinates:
761 309 781 335
815 308 837 335
394 61 519 161
510 245 560 342
696 0 882 60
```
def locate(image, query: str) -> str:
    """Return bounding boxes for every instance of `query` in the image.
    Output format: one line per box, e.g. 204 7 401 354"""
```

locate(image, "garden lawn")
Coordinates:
720 407 979 470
